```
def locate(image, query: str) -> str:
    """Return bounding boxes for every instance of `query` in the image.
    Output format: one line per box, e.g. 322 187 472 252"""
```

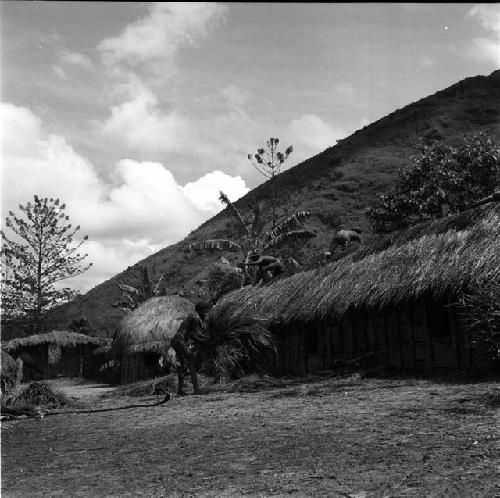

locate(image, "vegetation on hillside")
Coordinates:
248 137 293 227
366 133 500 232
111 266 166 314
187 190 315 285
42 70 500 336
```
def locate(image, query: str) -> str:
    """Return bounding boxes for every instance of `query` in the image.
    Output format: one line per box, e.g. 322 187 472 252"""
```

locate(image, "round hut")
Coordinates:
113 295 202 384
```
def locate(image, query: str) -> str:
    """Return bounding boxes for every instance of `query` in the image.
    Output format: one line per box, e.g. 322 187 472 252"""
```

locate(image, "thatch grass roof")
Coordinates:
3 331 104 354
214 203 500 326
113 295 201 355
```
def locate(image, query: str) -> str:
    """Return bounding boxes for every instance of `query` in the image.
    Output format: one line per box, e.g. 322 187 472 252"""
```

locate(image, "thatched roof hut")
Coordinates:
3 331 105 380
113 295 202 383
212 202 500 373
216 202 499 325
113 295 201 354
3 331 103 354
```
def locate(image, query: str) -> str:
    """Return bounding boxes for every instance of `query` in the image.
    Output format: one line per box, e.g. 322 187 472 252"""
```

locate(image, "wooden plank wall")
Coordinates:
272 296 470 375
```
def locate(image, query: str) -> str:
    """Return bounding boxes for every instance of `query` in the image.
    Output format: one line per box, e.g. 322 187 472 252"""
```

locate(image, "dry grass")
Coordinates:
2 382 81 409
215 203 500 326
3 331 104 355
2 375 499 497
113 295 202 355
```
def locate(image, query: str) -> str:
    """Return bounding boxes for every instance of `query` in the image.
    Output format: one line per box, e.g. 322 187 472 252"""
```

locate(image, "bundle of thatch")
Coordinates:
1 350 18 392
2 382 72 415
4 330 103 355
112 295 202 355
202 302 274 376
214 202 500 326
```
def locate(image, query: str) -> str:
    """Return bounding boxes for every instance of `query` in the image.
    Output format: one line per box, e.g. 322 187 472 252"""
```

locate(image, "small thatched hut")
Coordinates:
113 295 201 384
213 202 500 373
3 331 104 380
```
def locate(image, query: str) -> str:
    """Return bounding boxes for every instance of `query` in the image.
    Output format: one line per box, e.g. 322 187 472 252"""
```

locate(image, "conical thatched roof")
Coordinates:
213 202 500 327
113 295 202 355
3 331 104 354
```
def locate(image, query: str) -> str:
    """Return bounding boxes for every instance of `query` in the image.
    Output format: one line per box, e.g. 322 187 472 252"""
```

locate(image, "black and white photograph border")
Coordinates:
1 3 499 497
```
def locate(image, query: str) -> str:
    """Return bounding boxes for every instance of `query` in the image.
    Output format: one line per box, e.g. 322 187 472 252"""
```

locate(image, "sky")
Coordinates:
1 3 499 293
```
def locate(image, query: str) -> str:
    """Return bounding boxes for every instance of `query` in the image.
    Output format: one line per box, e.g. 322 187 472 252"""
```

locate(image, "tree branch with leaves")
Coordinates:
248 138 293 228
1 196 92 333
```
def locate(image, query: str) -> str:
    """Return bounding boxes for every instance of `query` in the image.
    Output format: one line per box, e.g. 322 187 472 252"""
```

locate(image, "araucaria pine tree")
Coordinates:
248 138 293 228
1 196 92 333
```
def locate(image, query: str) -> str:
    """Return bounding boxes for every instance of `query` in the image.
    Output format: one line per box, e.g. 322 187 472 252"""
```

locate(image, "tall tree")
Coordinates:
1 196 92 333
366 133 500 233
248 138 293 227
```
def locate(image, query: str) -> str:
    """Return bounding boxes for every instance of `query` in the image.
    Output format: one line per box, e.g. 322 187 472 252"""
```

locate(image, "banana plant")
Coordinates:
187 191 315 256
185 191 315 284
111 266 166 314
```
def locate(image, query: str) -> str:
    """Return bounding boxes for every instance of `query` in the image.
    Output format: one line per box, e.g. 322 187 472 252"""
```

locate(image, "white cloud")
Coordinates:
183 170 249 213
287 114 346 163
60 51 93 68
1 102 247 292
468 5 500 65
101 83 188 153
52 64 67 79
98 2 226 67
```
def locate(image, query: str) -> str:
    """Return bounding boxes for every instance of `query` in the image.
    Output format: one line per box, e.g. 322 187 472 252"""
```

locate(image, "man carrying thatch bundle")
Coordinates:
1 350 21 394
113 295 273 396
242 251 285 285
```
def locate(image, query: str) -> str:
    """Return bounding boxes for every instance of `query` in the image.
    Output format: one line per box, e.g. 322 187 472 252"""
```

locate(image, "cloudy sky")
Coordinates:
2 3 499 292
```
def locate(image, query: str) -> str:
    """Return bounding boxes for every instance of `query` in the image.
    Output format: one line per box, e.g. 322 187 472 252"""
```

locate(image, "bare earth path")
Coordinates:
2 376 499 497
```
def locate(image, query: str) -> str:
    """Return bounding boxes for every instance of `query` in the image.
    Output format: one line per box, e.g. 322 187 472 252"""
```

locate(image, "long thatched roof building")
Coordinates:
213 202 500 373
113 295 202 383
4 331 103 354
3 331 105 380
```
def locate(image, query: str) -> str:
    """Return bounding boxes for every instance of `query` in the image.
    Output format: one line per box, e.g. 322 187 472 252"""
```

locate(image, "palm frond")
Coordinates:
186 239 242 253
263 229 316 250
197 302 275 376
265 211 312 241
118 284 140 295
219 191 251 237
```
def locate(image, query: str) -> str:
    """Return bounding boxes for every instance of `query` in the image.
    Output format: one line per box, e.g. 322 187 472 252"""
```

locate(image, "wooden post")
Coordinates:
408 305 417 368
394 309 404 367
383 314 390 364
422 300 433 369
295 325 301 374
447 297 460 368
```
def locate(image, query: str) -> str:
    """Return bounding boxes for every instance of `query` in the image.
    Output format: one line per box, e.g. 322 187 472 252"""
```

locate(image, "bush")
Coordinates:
457 278 500 372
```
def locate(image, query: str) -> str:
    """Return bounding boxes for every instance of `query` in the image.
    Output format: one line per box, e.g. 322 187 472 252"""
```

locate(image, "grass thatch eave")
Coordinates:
113 295 201 355
214 203 500 329
3 331 104 354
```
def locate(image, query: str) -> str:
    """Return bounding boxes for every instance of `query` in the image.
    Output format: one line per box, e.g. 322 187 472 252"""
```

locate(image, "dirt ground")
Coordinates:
2 375 499 497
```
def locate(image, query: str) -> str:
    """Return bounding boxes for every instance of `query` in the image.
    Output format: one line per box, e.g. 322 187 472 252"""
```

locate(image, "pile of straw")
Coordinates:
3 382 70 408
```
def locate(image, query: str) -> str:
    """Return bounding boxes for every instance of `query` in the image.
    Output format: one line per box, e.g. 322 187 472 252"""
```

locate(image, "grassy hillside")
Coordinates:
43 70 500 338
